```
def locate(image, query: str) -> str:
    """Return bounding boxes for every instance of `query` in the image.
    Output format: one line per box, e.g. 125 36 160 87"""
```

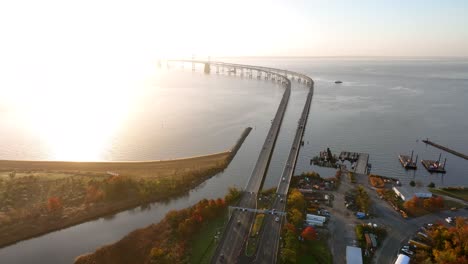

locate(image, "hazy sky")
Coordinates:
1 0 468 61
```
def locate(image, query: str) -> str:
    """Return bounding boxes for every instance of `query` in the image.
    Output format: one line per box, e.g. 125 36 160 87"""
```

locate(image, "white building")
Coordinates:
346 246 363 264
392 186 432 201
394 254 410 264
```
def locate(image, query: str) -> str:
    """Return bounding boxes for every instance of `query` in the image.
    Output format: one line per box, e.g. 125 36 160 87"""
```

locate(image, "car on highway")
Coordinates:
446 217 454 224
282 177 285 182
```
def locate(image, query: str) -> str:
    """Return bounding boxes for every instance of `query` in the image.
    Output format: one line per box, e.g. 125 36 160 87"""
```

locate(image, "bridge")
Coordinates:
254 70 314 264
167 60 313 263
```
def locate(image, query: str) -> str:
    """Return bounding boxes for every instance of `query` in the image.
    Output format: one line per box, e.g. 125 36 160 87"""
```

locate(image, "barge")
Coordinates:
398 150 417 170
421 154 446 173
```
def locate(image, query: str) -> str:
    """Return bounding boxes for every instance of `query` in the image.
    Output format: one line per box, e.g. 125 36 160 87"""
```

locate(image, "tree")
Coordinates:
301 226 317 240
280 248 297 264
434 196 444 208
410 180 416 187
428 182 436 188
288 189 306 212
289 208 303 228
423 198 433 210
225 187 240 203
355 185 371 213
404 196 420 210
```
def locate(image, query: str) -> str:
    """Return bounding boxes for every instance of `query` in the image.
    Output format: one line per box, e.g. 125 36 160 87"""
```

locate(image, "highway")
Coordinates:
209 63 291 264
253 77 314 264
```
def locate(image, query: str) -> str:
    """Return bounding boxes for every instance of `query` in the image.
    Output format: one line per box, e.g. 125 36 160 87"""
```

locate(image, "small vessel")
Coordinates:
335 80 343 84
398 150 417 170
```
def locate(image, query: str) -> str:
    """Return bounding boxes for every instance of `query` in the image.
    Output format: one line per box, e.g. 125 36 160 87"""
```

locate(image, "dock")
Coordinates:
422 138 468 160
338 151 369 174
354 153 369 174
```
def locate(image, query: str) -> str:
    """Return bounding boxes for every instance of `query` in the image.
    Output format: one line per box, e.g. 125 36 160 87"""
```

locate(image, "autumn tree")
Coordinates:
428 218 468 264
404 196 420 210
289 208 303 228
434 196 444 208
287 189 306 212
301 226 317 241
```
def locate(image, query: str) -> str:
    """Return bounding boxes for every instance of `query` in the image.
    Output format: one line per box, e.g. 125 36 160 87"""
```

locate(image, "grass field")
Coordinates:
0 152 231 178
0 152 233 248
430 188 468 202
298 239 333 264
189 212 228 264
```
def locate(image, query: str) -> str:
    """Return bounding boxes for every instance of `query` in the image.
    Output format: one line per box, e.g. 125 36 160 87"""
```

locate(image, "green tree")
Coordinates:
289 208 303 228
410 180 416 187
281 248 297 264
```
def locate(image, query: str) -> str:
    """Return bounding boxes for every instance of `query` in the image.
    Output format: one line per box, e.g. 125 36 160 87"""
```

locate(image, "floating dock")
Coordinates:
398 151 417 170
339 151 360 162
421 153 446 173
422 138 468 160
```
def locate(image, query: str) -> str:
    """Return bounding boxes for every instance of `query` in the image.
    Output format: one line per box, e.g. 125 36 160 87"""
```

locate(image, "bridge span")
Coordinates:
168 60 313 264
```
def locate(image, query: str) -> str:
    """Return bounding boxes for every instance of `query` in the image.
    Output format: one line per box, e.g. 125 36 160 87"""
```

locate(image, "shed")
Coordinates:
392 186 432 201
346 246 363 264
394 254 410 264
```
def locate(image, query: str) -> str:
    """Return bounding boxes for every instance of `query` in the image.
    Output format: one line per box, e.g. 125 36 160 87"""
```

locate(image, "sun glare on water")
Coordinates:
8 60 159 161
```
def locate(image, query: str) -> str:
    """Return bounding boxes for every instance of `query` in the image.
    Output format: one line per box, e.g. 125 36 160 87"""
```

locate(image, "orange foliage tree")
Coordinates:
404 196 421 210
301 226 317 241
428 218 468 264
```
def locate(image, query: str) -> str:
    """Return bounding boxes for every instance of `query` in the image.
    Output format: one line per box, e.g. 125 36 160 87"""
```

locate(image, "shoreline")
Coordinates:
0 128 252 249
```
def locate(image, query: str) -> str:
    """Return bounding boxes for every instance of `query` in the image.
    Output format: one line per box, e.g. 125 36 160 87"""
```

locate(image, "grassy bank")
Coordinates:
298 240 332 264
0 153 233 248
0 127 252 248
74 188 240 264
189 210 228 264
0 152 231 178
430 187 468 202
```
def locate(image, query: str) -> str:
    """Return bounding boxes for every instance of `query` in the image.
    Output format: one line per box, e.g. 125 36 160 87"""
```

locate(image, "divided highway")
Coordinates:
210 66 291 264
254 77 314 264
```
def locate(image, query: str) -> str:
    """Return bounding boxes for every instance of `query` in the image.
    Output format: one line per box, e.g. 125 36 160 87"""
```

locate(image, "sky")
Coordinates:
1 0 468 62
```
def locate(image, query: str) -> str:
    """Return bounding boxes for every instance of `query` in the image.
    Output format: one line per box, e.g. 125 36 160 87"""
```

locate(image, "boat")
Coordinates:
335 80 343 84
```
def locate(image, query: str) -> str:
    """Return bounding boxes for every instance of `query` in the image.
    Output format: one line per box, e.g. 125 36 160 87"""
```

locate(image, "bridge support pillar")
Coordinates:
204 63 210 74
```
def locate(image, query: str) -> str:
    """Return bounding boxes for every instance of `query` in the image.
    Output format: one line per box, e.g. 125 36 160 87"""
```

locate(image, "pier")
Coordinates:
354 153 369 174
422 138 468 160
